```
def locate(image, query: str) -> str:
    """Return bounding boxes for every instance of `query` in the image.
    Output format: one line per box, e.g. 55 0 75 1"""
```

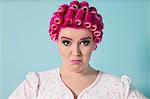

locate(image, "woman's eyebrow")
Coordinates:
61 36 72 40
80 37 92 40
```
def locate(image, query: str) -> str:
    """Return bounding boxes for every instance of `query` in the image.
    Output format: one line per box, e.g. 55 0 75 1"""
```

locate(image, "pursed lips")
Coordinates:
70 59 82 64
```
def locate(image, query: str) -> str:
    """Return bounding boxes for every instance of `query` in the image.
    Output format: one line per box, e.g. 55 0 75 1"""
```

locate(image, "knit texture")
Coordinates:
8 68 147 99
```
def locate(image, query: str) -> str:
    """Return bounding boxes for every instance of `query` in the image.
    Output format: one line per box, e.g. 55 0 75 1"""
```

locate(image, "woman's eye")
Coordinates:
62 40 71 46
81 41 90 46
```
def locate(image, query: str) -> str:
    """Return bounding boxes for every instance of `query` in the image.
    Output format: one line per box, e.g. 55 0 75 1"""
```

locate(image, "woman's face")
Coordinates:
57 27 96 73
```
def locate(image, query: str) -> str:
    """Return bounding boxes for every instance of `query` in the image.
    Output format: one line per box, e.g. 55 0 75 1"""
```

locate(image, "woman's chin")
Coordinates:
70 65 86 73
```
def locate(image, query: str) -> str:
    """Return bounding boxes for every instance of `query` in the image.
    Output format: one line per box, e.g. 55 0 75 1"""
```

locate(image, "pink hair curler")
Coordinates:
49 29 56 35
96 13 102 21
74 9 86 25
49 1 104 44
93 22 103 37
90 24 97 31
50 33 57 41
54 12 64 24
70 1 80 10
57 4 69 14
80 1 89 12
99 21 104 30
49 27 59 41
93 31 101 37
95 31 103 43
89 7 97 15
50 17 58 30
51 24 58 30
90 16 99 31
64 8 76 26
84 12 93 28
94 37 100 43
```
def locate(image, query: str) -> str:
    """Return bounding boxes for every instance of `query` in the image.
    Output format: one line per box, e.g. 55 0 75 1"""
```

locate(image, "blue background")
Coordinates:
0 0 149 98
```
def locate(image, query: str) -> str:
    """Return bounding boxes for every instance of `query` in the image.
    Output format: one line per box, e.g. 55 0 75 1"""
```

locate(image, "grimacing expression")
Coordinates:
57 27 96 72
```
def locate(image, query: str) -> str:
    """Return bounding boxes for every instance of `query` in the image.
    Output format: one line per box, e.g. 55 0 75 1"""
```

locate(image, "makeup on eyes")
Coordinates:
60 36 92 46
62 40 71 46
80 40 90 46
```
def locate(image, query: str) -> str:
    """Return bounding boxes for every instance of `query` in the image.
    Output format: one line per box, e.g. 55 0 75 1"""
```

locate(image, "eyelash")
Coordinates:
62 40 90 46
80 40 90 46
62 40 71 46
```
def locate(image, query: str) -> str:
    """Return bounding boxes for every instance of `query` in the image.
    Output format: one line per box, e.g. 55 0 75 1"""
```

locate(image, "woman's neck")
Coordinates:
59 64 100 97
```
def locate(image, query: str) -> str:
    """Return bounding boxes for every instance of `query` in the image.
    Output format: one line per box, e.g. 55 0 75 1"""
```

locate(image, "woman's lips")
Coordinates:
70 60 82 64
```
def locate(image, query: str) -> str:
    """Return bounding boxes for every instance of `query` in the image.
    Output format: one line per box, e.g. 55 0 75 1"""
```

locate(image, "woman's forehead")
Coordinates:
59 27 93 39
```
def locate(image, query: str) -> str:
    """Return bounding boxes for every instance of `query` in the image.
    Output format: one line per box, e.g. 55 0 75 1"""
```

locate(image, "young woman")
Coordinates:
8 1 147 99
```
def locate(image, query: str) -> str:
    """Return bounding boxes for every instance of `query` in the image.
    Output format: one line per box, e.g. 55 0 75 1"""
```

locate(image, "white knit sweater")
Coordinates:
8 68 147 99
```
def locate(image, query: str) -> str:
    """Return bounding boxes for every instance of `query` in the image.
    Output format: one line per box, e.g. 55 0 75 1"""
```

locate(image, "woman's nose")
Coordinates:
72 44 81 57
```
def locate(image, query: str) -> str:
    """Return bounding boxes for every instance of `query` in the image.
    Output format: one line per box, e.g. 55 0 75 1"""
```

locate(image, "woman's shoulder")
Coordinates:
101 72 131 85
99 72 131 92
99 72 147 99
25 67 59 82
8 68 59 99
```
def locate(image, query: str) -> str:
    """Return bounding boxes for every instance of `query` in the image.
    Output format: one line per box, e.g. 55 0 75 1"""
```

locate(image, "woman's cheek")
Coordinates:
82 47 93 59
60 48 68 56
